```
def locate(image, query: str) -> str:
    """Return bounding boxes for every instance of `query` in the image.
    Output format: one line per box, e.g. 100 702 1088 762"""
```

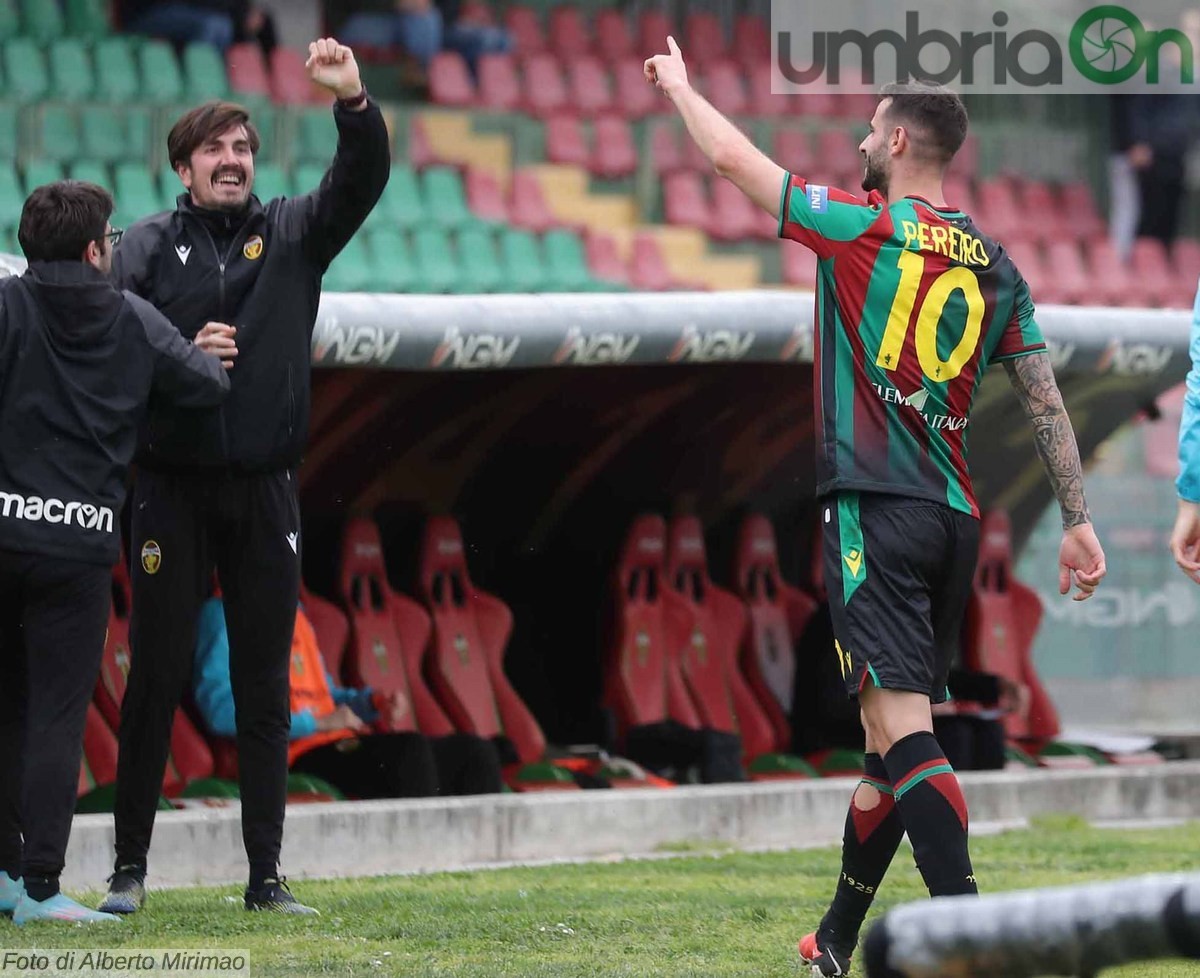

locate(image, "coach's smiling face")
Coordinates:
178 123 256 213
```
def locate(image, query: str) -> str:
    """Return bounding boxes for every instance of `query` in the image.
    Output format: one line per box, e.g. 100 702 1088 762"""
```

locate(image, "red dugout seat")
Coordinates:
733 515 818 753
80 703 119 797
299 583 350 679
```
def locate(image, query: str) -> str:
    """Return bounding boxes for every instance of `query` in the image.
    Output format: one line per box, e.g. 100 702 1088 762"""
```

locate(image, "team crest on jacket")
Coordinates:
243 235 264 261
141 539 162 575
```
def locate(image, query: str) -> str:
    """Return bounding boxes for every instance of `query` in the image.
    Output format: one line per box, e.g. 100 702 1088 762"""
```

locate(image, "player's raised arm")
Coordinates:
645 36 784 215
1003 352 1106 601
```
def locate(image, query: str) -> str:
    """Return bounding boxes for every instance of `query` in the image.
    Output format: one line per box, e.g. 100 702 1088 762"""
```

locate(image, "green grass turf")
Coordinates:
9 816 1200 977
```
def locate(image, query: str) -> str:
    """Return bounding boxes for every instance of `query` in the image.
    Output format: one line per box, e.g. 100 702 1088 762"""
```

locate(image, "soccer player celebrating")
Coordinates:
644 38 1106 977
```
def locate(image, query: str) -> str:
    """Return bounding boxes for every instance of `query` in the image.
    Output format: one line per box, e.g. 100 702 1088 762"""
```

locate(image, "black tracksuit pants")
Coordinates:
114 467 300 876
0 548 111 885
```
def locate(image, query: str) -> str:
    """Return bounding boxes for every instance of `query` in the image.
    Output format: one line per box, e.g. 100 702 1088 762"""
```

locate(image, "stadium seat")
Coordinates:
338 517 455 736
1085 239 1149 307
566 55 614 117
114 162 166 225
650 122 684 176
611 56 660 119
455 226 504 292
49 38 96 102
82 105 150 164
711 177 773 241
548 5 591 57
421 166 472 229
665 516 815 779
79 703 119 800
1004 241 1057 305
413 226 461 292
545 114 589 168
367 164 424 229
942 174 976 216
794 82 839 120
459 0 494 25
323 235 373 293
733 13 771 66
542 227 594 291
684 12 727 62
3 38 50 102
269 46 321 104
19 0 64 41
975 176 1023 241
1044 241 1092 305
366 228 417 292
591 115 637 179
662 171 710 233
65 0 108 38
0 104 17 164
299 583 350 684
93 36 140 104
1059 181 1105 241
733 514 819 754
226 41 272 101
504 5 546 55
293 162 327 200
637 10 674 60
498 226 546 292
583 229 629 288
522 53 569 117
702 59 747 117
628 232 677 291
69 159 110 189
773 128 815 175
417 516 576 790
295 108 338 165
509 168 557 234
815 128 858 169
1173 237 1200 286
781 239 818 288
464 166 508 226
35 105 81 164
1131 237 1185 308
1015 179 1064 244
21 159 64 194
138 41 184 105
595 9 634 62
250 161 292 202
429 51 475 107
0 0 17 37
476 53 521 111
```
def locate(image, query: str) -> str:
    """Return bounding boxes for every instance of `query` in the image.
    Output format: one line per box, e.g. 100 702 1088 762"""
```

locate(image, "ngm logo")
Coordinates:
0 491 114 532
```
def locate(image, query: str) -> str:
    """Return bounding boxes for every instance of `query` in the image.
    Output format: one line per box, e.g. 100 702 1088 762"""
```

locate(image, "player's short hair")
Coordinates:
168 100 261 171
879 80 968 166
19 180 114 262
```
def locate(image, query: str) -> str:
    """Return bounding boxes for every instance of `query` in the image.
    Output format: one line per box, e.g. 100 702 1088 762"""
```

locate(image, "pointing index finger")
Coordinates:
667 35 681 56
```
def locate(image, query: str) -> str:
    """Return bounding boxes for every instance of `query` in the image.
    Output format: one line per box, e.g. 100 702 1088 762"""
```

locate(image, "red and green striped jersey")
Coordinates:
779 172 1046 518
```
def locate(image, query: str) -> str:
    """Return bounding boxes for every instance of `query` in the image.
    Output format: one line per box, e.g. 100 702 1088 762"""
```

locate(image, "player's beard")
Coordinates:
861 150 889 196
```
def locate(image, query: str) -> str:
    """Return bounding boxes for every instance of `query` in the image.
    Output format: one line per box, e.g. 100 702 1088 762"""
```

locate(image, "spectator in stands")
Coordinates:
0 181 227 925
336 0 511 79
1108 95 1144 261
119 0 275 55
98 39 389 919
192 596 504 799
1129 91 1198 247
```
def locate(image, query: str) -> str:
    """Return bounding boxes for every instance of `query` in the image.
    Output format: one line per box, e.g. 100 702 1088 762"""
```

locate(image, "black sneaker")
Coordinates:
97 866 145 915
244 877 319 915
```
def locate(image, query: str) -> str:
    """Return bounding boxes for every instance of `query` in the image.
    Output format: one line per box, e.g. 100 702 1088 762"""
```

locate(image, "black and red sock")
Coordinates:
818 753 906 952
884 731 978 897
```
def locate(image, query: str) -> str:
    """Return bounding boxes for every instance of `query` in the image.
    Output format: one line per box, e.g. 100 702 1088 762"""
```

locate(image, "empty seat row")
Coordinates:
0 0 110 42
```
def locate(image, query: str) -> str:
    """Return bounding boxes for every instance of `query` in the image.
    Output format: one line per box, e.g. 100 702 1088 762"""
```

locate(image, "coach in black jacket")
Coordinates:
99 38 388 916
0 181 227 925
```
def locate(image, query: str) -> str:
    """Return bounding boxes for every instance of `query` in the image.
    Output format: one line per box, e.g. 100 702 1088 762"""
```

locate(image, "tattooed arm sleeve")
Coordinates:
1004 352 1092 529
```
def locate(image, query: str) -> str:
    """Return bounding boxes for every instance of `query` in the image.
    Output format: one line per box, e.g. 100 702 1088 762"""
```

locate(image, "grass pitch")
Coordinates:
10 817 1200 977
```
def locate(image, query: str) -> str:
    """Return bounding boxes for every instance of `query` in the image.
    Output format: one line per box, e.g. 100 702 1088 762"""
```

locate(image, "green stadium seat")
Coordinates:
3 38 50 103
36 106 81 163
69 159 111 189
0 0 18 38
19 0 64 42
0 167 24 227
0 224 18 256
65 0 110 39
247 101 276 162
0 104 18 164
366 228 416 292
323 234 373 292
160 164 183 205
412 227 460 293
294 108 337 165
183 42 229 101
114 161 167 224
251 162 292 202
22 159 65 194
139 41 184 105
293 162 327 197
454 227 503 293
421 167 471 229
542 228 595 291
498 227 545 292
49 39 96 102
367 165 425 230
94 37 140 104
81 106 150 164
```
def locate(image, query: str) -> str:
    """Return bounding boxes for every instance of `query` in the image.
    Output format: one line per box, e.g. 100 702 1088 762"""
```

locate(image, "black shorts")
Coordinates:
822 492 980 703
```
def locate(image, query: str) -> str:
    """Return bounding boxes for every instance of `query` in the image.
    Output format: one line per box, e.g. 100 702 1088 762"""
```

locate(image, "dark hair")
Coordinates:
879 80 968 167
18 180 114 262
167 100 260 171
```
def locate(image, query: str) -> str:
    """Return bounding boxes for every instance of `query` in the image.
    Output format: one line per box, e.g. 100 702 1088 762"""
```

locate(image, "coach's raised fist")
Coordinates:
306 37 363 100
644 36 689 100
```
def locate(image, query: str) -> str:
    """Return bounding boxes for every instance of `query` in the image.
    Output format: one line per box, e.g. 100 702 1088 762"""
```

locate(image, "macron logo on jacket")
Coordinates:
0 489 115 533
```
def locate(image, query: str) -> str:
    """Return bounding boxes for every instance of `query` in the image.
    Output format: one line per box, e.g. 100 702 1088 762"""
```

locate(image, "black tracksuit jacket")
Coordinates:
0 262 229 565
113 99 390 473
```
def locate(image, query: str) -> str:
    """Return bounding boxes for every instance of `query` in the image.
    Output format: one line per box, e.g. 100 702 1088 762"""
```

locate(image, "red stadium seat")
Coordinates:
702 59 747 117
1131 237 1182 308
591 115 637 179
226 42 270 100
976 176 1023 242
476 53 521 111
748 64 794 117
816 128 859 170
595 9 634 63
417 517 575 789
459 0 494 25
407 116 436 170
464 166 509 224
666 516 813 778
947 133 980 178
733 14 771 66
942 174 976 216
1004 241 1059 305
521 53 569 118
1172 237 1200 285
503 5 545 55
545 114 589 167
733 514 819 753
510 169 558 234
1085 239 1151 307
299 583 350 680
629 233 677 291
684 12 727 62
1044 241 1093 305
711 176 770 241
429 51 475 107
548 5 591 57
269 46 321 104
584 229 629 286
662 171 710 232
650 122 684 176
794 82 839 119
566 55 614 117
773 129 815 174
781 240 818 288
338 517 453 736
637 10 674 59
612 56 661 119
1059 181 1105 241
